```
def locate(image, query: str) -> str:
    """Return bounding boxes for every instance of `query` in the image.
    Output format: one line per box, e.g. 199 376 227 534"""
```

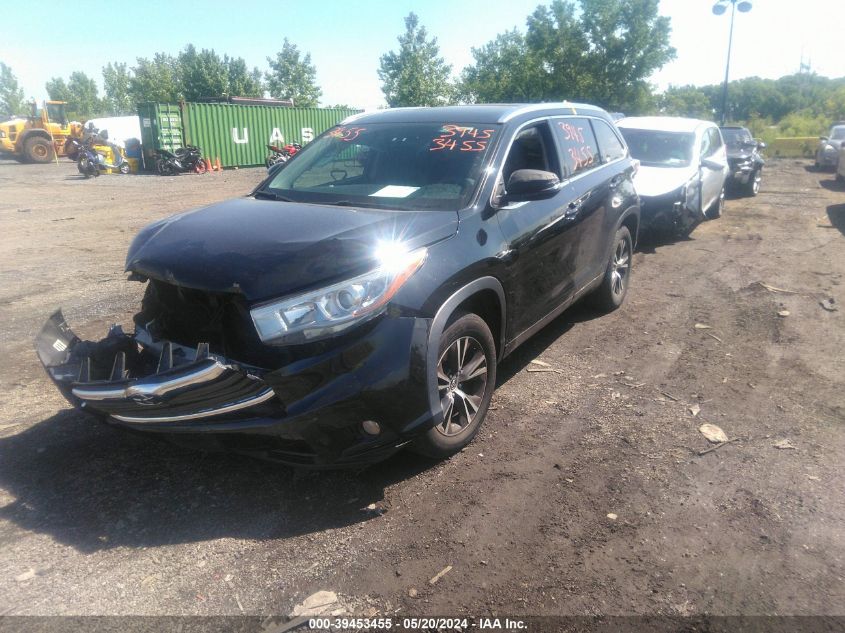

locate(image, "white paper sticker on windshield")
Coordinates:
369 185 419 198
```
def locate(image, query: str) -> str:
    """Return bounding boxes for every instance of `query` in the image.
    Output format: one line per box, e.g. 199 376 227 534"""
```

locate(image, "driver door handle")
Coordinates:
566 192 591 218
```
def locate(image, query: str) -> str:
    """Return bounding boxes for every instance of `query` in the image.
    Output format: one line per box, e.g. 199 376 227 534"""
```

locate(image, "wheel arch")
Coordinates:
20 129 52 145
424 277 506 426
618 207 640 248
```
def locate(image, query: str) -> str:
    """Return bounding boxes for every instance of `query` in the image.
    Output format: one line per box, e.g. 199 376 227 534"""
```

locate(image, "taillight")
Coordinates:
631 159 640 176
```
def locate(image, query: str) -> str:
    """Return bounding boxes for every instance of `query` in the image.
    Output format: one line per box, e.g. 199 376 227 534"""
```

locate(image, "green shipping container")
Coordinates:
136 103 184 171
181 103 361 168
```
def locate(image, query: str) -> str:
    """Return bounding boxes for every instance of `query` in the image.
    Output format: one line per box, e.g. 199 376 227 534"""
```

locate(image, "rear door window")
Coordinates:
553 118 599 177
591 119 627 164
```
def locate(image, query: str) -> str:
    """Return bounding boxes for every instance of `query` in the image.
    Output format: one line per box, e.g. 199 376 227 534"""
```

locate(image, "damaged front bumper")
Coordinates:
638 192 703 235
36 310 434 466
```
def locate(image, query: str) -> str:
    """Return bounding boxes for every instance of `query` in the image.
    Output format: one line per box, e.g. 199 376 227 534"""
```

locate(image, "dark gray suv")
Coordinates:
37 103 640 466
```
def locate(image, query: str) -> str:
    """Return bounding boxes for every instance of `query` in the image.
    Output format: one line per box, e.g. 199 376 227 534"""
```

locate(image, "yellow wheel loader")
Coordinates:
0 101 83 163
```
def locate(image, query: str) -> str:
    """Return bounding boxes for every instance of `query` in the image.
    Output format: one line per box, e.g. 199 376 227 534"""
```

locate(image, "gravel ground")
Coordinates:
0 157 843 619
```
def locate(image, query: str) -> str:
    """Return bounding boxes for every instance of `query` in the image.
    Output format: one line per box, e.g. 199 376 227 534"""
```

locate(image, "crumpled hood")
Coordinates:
125 197 458 302
633 165 695 198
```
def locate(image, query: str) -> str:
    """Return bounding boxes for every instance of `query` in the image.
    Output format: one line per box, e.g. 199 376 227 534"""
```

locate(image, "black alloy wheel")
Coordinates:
590 225 632 312
412 313 496 458
745 170 761 196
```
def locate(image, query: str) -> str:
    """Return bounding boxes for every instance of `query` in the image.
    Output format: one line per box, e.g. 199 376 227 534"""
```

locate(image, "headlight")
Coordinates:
824 144 837 155
250 243 427 343
0 131 6 138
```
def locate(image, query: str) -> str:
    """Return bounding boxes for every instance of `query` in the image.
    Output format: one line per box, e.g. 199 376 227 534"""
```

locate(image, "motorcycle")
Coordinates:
77 139 130 178
64 137 85 162
265 142 302 168
155 145 206 175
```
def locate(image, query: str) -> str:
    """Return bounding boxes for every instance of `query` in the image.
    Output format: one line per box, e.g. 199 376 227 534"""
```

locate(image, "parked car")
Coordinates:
616 116 729 237
36 103 640 467
720 125 765 196
815 125 845 170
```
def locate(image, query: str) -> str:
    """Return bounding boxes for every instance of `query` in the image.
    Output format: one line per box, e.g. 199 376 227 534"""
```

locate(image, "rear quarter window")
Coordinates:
553 117 599 177
591 119 627 163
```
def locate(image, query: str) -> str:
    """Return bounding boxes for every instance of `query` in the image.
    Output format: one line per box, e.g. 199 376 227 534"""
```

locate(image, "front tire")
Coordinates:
24 137 55 163
744 170 761 196
706 186 725 219
412 313 496 459
590 226 632 312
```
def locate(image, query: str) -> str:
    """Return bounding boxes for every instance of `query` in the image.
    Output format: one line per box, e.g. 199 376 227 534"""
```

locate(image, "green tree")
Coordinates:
129 53 181 104
460 30 545 103
225 56 263 97
45 77 70 102
378 12 453 107
46 72 103 119
0 62 26 117
265 39 321 107
462 0 675 113
179 45 228 101
67 71 103 118
102 62 133 115
659 85 714 119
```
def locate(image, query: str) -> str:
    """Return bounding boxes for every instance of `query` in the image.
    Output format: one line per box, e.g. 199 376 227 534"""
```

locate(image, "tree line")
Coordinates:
0 38 321 120
1 0 844 135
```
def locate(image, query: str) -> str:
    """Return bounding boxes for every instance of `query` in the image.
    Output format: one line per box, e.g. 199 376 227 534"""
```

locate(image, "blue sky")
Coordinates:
2 0 843 110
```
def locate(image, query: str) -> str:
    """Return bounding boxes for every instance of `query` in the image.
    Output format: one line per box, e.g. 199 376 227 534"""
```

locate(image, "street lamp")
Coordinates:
712 0 753 125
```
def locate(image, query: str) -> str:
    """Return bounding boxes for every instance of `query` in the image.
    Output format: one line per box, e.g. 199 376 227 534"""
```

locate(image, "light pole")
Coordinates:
712 0 753 125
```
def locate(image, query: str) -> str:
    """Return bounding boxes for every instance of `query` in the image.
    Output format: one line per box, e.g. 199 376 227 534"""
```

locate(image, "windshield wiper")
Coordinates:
254 190 294 202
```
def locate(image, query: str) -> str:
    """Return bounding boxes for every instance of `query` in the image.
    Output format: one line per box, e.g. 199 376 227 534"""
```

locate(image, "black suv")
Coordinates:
720 126 765 196
36 104 640 466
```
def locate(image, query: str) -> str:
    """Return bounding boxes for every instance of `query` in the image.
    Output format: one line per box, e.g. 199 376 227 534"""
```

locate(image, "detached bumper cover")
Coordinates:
36 310 434 465
638 190 700 231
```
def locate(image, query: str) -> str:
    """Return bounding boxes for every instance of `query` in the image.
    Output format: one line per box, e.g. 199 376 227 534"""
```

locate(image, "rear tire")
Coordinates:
194 160 207 174
118 162 130 175
412 313 496 459
590 226 632 312
24 136 55 163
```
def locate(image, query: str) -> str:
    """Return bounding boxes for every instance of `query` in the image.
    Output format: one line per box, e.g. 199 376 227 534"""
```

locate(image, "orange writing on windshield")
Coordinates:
431 125 495 151
329 126 366 142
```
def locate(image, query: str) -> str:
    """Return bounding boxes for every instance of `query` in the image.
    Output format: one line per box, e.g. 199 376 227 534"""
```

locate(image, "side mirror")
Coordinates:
505 169 561 201
701 157 723 171
756 140 767 150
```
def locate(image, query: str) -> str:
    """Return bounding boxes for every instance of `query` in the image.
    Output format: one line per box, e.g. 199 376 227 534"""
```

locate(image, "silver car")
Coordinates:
617 116 729 237
815 124 845 170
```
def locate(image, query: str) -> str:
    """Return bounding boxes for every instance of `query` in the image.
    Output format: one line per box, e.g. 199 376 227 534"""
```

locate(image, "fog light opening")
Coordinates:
361 420 381 436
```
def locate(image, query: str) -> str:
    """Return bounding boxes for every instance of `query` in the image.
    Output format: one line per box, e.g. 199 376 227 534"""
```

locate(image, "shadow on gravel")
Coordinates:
819 178 845 193
496 301 602 386
635 230 696 254
0 410 437 553
827 203 845 236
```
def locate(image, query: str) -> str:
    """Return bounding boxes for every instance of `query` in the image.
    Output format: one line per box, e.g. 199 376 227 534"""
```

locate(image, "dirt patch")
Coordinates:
0 159 842 616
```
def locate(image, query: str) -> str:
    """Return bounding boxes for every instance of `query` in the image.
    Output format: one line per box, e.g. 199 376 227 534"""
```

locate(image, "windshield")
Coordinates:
261 122 500 211
619 128 695 167
45 103 67 126
721 127 752 147
830 127 845 140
